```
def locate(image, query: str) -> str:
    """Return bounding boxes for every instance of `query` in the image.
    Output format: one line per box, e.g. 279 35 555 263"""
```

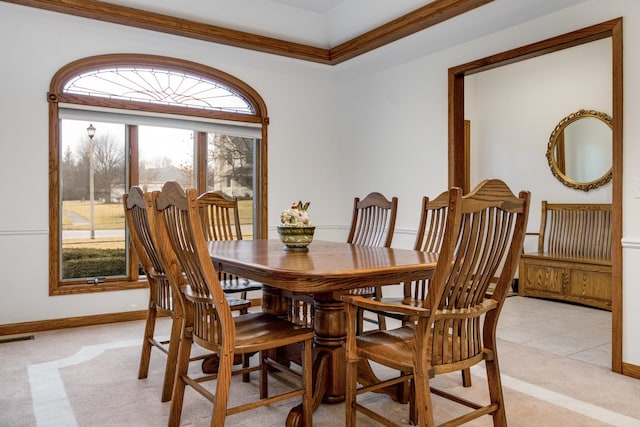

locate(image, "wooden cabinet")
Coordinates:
518 201 612 311
519 255 611 310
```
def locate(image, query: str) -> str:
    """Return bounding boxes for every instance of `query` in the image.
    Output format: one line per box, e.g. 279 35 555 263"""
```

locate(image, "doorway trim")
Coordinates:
448 18 624 374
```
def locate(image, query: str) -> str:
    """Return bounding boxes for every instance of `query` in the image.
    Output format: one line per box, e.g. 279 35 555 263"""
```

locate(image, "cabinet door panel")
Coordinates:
569 269 611 301
523 262 564 295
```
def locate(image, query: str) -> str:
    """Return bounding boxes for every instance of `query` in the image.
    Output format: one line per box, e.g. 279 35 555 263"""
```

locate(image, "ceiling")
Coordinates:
268 0 346 14
5 0 593 66
100 0 590 50
104 0 438 48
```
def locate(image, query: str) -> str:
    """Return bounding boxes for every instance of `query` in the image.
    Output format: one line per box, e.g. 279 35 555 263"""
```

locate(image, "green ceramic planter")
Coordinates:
277 225 315 252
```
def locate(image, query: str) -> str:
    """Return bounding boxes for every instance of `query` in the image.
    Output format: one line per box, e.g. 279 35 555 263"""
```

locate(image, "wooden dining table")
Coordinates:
207 239 437 426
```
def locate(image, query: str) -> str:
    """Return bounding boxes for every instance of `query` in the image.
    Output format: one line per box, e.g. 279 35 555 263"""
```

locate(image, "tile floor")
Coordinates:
497 296 612 368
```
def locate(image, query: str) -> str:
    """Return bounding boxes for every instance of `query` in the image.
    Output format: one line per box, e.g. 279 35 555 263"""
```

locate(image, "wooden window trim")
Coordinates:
48 53 269 295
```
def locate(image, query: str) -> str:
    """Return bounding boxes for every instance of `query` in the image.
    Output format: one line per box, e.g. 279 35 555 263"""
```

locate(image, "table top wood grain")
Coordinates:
207 239 437 294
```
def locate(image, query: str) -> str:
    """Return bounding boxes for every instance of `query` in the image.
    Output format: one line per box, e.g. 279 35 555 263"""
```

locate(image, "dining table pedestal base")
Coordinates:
263 287 407 427
263 287 347 401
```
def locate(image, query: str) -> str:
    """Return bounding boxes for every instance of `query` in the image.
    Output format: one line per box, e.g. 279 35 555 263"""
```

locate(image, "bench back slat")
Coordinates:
538 201 612 259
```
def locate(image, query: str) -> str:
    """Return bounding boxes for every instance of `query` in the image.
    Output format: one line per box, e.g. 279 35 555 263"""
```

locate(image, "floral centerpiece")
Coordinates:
277 201 315 251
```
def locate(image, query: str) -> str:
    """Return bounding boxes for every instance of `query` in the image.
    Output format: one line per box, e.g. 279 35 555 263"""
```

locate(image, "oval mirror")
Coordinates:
546 109 612 191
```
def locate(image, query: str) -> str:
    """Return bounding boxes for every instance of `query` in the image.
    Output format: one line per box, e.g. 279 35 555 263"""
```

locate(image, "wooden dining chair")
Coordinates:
415 191 472 388
346 191 398 333
366 190 472 393
197 191 262 300
425 189 517 388
152 181 314 427
342 179 530 426
123 186 250 402
381 191 450 321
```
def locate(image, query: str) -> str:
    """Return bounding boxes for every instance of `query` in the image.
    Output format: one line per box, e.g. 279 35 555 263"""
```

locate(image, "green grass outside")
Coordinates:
62 201 125 230
236 199 253 225
62 199 253 229
61 198 254 239
60 198 255 275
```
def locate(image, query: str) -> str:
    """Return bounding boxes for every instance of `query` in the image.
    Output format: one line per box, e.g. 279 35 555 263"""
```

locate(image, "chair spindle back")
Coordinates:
197 191 243 241
153 182 235 350
428 179 529 368
347 192 398 248
123 187 174 313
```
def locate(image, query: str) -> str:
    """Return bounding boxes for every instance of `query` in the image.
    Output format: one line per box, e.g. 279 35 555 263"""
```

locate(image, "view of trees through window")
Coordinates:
207 134 256 239
49 54 267 293
60 120 127 281
60 119 255 281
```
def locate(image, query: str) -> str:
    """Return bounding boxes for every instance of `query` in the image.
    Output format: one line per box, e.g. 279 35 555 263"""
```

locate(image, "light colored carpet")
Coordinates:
2 297 640 426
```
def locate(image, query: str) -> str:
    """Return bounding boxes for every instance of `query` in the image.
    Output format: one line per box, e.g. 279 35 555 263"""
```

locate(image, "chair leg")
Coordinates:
260 350 269 399
138 304 157 380
461 367 472 387
302 339 313 427
161 316 183 402
211 352 233 427
376 312 387 331
485 356 507 426
413 364 435 427
409 379 417 426
344 354 357 427
242 353 251 383
168 328 193 427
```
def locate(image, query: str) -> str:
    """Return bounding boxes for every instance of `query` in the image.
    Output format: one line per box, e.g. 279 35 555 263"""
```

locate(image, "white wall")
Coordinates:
335 59 450 249
466 38 612 251
1 0 639 367
0 2 341 323
333 0 640 366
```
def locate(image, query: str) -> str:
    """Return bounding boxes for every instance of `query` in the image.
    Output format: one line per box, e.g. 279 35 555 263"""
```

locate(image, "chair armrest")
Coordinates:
435 299 498 320
340 294 431 318
181 284 215 304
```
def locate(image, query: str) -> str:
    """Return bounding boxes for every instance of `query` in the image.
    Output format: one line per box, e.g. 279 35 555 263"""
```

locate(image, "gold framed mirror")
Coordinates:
546 109 612 191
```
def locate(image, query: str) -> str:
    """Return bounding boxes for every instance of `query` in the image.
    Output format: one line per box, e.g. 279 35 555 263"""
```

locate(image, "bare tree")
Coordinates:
61 145 84 200
208 134 254 196
76 134 125 203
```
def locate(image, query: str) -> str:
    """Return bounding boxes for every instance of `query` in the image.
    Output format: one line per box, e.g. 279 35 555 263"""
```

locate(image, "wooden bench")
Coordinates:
519 201 612 310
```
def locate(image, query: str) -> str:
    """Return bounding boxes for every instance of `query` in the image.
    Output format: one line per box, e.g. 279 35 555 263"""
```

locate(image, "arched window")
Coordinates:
48 54 268 295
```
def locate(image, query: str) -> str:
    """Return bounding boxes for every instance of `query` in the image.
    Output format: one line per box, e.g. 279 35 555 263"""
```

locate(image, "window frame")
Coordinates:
48 53 269 295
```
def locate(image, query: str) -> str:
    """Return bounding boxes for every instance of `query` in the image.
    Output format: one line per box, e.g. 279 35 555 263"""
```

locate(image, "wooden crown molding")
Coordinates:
330 0 493 63
3 0 493 65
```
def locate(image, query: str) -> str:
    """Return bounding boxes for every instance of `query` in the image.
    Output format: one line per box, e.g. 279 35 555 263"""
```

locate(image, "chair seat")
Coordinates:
225 295 252 312
358 325 483 373
220 278 262 294
230 312 313 354
355 326 416 371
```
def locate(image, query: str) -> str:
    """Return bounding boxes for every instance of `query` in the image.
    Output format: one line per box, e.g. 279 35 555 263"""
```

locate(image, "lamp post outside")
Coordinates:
87 124 96 240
